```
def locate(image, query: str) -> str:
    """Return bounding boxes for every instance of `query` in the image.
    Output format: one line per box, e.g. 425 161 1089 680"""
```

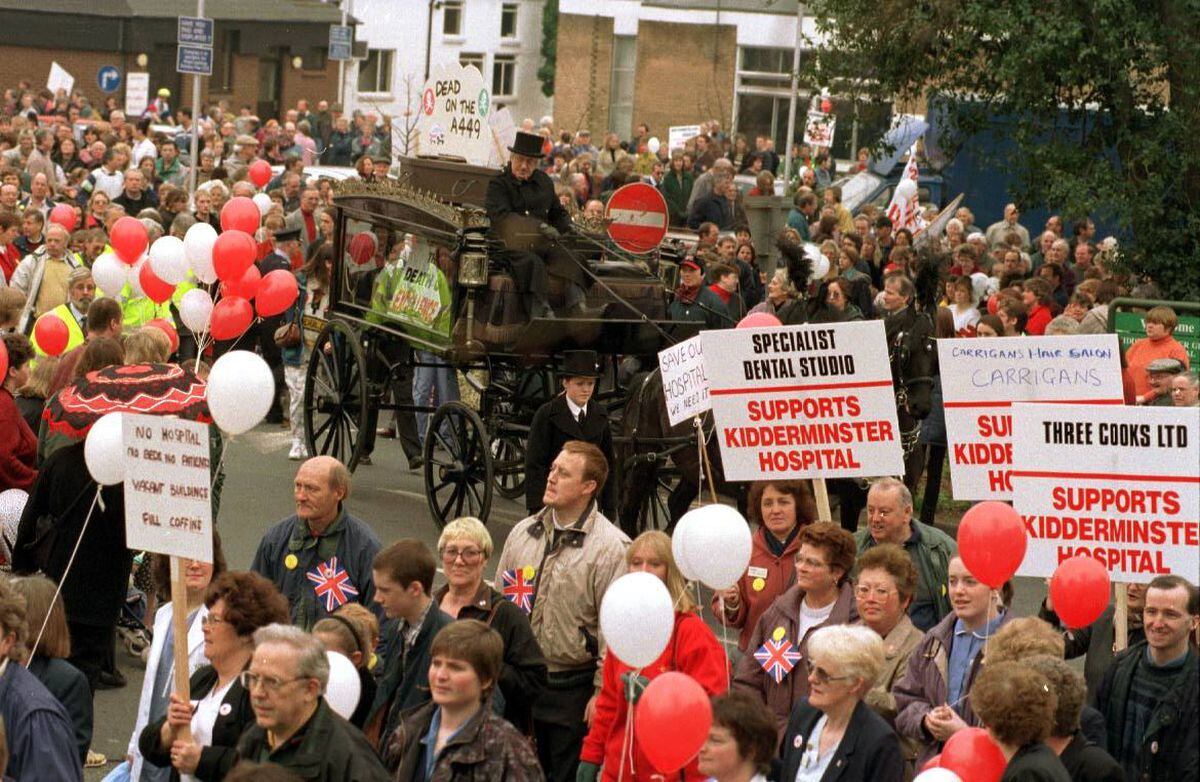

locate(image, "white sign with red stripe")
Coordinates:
938 334 1123 501
1012 403 1199 582
605 182 669 254
701 321 903 480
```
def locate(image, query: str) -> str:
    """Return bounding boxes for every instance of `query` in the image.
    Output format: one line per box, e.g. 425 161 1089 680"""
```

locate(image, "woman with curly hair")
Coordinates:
971 661 1071 781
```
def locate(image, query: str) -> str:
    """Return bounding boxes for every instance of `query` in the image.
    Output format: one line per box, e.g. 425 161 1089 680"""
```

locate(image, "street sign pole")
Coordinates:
337 2 347 109
187 0 205 197
782 2 803 190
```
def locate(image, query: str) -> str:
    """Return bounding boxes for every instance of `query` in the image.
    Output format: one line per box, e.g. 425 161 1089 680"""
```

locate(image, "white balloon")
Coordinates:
677 504 752 590
184 222 219 284
85 412 125 485
647 136 661 155
671 512 699 581
149 236 189 285
323 651 362 720
895 177 919 201
178 288 215 334
252 192 272 217
803 242 831 282
914 769 963 782
207 350 274 434
599 571 674 668
91 252 128 297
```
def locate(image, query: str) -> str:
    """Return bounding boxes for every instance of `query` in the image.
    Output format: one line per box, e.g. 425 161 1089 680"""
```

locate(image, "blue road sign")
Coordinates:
97 65 122 94
329 25 353 61
178 16 214 46
177 45 213 76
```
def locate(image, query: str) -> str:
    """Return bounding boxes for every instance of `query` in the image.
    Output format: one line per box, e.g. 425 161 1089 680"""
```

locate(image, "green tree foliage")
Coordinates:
804 0 1200 299
538 0 559 98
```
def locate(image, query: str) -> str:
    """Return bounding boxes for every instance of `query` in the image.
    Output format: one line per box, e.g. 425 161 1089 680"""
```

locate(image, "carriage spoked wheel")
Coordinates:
490 433 526 500
424 401 494 528
304 320 368 471
639 471 676 533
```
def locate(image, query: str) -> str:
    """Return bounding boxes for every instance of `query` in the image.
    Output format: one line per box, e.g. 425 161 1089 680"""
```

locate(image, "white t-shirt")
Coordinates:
183 677 236 782
951 305 980 336
133 137 158 165
796 598 835 641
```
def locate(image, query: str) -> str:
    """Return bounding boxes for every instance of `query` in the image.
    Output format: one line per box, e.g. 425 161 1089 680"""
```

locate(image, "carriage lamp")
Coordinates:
458 249 487 287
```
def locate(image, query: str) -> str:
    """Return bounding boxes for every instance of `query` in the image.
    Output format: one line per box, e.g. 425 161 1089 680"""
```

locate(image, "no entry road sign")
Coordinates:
605 182 668 254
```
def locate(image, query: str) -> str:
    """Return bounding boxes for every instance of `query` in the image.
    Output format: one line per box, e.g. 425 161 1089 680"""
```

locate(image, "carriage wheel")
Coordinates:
304 320 368 471
424 401 494 528
638 471 676 533
490 433 526 500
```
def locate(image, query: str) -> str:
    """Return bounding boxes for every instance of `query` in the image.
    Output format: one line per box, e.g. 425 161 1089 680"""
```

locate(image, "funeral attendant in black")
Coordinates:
524 350 616 521
484 130 578 319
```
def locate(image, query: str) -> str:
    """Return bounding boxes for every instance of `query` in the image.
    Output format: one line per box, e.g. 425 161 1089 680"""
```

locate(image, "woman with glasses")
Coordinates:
432 517 547 735
139 572 289 781
778 625 904 782
733 522 858 735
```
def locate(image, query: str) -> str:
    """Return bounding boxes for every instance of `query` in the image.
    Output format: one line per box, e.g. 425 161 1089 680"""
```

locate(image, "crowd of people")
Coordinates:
0 80 1197 782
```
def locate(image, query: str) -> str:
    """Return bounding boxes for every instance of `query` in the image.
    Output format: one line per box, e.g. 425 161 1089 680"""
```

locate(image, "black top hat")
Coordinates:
508 131 544 159
560 350 600 378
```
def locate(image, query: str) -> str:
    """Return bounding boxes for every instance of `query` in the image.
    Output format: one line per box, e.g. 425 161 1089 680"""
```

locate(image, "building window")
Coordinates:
459 52 484 73
733 46 802 156
608 36 637 140
492 55 515 98
212 29 239 92
443 1 463 36
500 3 518 38
357 49 394 94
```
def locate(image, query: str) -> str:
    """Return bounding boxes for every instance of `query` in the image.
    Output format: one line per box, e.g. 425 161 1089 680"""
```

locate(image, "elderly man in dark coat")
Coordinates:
524 350 616 520
485 131 578 319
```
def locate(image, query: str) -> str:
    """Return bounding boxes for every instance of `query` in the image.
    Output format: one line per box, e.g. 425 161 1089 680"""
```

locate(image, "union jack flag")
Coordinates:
501 569 536 614
754 638 802 684
306 557 359 612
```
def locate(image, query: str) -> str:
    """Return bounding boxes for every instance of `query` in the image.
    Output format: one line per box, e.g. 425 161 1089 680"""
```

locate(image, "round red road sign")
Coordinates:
604 182 669 254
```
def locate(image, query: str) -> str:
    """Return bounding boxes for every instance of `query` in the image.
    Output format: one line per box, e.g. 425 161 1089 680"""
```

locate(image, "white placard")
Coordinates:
701 321 903 481
125 72 150 118
668 125 702 152
487 107 517 169
418 63 492 166
938 334 1123 500
658 335 710 426
123 413 213 562
803 111 836 148
47 62 75 97
1012 403 1199 583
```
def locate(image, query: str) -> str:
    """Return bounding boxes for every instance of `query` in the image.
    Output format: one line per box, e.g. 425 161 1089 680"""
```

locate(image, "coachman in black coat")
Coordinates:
524 351 617 520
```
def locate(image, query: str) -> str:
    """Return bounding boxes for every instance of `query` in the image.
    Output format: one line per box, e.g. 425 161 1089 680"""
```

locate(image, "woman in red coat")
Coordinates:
712 480 817 651
0 333 37 492
578 531 729 782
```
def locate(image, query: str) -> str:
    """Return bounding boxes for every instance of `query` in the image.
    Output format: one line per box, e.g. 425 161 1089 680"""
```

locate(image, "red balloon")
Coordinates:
348 232 378 265
256 269 299 317
248 159 273 188
220 196 261 235
737 312 782 329
212 231 257 282
33 313 70 356
221 264 262 301
209 296 254 341
139 262 176 304
922 754 942 771
940 727 1006 782
145 318 180 354
1050 555 1111 629
110 216 149 265
0 337 9 381
49 203 77 231
634 672 712 774
958 501 1027 588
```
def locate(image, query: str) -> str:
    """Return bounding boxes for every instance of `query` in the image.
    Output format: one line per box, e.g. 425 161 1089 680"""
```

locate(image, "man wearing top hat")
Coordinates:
485 130 581 319
524 350 616 520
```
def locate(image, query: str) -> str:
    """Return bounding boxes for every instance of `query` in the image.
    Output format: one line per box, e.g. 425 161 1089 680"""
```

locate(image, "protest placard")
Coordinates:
419 62 491 166
123 413 213 562
47 62 74 96
658 335 710 426
668 125 701 152
701 321 902 481
803 111 836 148
1012 403 1199 583
125 72 150 117
938 334 1123 500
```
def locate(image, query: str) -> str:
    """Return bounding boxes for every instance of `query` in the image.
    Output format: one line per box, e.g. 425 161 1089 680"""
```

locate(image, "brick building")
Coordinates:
0 0 346 120
555 0 894 162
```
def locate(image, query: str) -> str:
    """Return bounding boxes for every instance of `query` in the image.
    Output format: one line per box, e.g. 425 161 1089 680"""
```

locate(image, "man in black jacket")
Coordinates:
485 131 577 318
524 350 616 521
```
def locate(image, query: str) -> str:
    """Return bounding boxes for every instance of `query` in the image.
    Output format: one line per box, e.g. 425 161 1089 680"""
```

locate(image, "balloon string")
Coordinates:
193 284 219 375
27 488 100 668
617 668 640 782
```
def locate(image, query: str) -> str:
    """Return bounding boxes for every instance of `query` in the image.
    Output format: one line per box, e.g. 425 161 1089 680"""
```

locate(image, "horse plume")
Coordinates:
912 245 948 314
777 235 812 295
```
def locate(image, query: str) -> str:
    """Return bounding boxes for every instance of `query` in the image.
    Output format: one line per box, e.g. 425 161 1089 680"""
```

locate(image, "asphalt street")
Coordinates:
83 422 1048 779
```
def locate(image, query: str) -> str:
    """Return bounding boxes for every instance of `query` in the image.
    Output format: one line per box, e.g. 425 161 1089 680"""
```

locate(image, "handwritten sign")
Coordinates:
47 62 75 96
123 413 213 562
938 334 1123 500
668 125 702 153
803 111 836 148
419 62 491 166
125 72 150 118
701 321 902 480
1012 404 1199 583
659 335 710 426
